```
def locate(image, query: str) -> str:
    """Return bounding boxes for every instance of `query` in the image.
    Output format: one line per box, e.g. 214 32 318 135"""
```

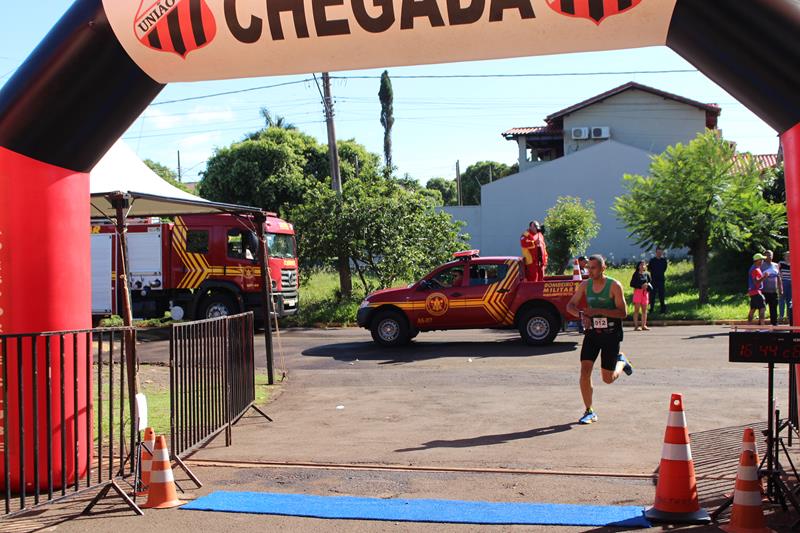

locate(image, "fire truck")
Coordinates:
91 213 299 321
357 250 580 346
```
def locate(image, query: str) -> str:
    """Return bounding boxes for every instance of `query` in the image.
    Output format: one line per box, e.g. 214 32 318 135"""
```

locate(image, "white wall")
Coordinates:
449 140 653 265
563 89 708 156
441 205 482 249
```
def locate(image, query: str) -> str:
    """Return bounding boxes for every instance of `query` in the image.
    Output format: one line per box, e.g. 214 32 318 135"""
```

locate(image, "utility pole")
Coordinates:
321 72 351 297
322 73 342 193
177 150 182 182
456 160 462 206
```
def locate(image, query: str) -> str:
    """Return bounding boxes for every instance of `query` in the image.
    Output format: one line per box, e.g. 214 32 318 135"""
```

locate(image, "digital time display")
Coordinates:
729 332 800 364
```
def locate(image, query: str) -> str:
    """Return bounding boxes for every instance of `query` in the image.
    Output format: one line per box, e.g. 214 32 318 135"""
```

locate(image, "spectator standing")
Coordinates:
578 256 589 276
630 261 652 331
762 250 781 326
520 221 548 282
748 253 768 325
647 247 668 314
780 251 792 321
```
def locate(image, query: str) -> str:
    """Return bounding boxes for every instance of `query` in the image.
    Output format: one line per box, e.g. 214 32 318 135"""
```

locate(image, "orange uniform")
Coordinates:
520 229 548 282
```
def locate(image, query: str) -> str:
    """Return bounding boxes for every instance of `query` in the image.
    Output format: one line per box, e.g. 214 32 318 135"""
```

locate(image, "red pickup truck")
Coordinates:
356 250 581 346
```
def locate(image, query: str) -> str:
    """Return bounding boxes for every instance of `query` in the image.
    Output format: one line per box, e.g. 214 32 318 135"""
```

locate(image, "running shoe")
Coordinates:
618 353 634 376
579 408 598 424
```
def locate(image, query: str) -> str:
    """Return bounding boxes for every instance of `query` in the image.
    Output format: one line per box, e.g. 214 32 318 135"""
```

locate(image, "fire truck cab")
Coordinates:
357 250 580 346
91 213 299 321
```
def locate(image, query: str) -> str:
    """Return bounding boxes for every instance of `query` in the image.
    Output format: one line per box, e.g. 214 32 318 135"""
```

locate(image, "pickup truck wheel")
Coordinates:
198 293 238 319
370 310 411 347
518 308 558 346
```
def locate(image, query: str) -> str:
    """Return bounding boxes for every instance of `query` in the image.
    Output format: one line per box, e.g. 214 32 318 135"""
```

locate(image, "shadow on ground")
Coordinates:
302 339 579 363
395 423 577 452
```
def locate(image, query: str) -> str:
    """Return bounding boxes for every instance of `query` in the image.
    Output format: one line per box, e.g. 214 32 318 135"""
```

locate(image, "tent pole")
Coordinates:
111 193 140 435
254 212 276 385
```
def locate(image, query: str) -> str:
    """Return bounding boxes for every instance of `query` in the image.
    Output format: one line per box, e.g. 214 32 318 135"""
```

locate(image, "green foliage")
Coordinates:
543 197 600 274
426 177 458 206
143 159 190 193
291 176 469 294
379 70 394 172
614 130 786 303
460 161 516 205
197 128 328 216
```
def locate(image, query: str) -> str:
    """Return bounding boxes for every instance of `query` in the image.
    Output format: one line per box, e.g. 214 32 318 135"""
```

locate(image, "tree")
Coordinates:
197 128 325 216
143 159 190 192
614 130 786 304
459 161 517 205
378 70 394 175
425 177 458 206
291 176 469 295
543 197 600 274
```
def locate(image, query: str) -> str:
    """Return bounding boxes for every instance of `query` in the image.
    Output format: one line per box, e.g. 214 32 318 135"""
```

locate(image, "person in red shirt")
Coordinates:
748 253 768 325
520 221 548 282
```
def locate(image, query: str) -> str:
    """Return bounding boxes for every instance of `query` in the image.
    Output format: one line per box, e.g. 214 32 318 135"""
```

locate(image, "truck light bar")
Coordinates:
453 249 480 259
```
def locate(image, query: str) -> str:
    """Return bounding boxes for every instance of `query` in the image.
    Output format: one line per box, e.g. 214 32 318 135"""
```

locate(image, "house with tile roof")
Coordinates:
443 82 777 265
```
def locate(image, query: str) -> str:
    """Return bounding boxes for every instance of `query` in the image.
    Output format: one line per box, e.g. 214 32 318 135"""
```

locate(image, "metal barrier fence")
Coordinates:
170 312 261 459
0 327 140 517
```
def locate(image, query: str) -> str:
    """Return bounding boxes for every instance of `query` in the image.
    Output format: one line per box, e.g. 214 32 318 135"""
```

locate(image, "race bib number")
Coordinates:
592 317 608 329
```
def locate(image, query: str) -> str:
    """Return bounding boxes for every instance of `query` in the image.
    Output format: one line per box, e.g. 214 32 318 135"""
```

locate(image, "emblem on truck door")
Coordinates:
425 292 449 316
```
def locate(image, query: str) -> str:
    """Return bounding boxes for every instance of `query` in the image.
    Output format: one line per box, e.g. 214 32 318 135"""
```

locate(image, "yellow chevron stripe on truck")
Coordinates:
172 217 260 289
370 259 519 324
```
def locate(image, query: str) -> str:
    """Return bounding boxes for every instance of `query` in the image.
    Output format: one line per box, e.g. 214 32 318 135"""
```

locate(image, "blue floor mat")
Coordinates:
182 491 651 527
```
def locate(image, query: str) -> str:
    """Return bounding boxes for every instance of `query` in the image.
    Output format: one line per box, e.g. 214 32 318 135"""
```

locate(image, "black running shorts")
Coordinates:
580 330 622 371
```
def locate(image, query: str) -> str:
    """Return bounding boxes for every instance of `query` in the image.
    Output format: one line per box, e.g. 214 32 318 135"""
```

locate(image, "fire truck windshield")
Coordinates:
267 233 296 259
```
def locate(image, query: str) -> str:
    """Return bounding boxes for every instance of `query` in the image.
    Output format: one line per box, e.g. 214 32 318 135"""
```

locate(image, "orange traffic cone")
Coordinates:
136 427 156 496
572 258 582 281
141 436 182 509
645 393 710 524
721 450 773 533
741 428 765 494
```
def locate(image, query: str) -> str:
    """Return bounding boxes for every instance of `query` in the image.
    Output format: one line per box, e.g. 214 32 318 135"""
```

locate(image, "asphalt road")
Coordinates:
15 325 798 532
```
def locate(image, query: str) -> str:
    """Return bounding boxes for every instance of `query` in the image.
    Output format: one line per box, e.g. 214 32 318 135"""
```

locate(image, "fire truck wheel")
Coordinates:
370 310 411 347
198 293 238 319
518 308 558 346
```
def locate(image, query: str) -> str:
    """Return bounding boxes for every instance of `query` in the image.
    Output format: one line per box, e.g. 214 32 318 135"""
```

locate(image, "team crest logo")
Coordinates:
135 0 217 58
546 0 642 25
425 292 450 317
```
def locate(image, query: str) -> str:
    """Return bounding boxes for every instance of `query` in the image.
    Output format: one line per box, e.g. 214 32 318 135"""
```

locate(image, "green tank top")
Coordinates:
586 277 617 310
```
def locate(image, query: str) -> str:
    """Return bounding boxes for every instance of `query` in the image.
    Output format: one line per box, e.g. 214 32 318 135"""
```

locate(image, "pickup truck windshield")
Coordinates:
267 233 296 259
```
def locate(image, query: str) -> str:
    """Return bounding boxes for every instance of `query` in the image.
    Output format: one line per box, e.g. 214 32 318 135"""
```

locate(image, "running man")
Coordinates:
566 254 633 424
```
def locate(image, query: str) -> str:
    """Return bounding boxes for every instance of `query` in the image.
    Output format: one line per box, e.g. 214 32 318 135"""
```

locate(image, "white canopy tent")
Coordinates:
90 140 260 218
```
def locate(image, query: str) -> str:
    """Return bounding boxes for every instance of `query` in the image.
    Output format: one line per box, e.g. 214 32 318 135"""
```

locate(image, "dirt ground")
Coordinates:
4 325 799 532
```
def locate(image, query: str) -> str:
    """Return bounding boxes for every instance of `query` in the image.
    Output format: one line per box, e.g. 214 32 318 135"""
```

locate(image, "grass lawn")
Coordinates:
93 366 272 444
292 261 756 326
605 261 751 321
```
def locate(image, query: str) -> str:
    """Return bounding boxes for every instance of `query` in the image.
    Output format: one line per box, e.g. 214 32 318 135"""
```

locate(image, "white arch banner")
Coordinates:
104 0 677 83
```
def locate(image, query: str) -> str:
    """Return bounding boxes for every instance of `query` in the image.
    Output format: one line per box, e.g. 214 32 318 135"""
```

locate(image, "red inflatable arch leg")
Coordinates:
0 148 91 491
782 124 800 405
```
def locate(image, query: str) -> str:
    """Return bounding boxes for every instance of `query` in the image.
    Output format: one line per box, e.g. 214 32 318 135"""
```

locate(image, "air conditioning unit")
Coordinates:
591 126 610 139
571 127 590 140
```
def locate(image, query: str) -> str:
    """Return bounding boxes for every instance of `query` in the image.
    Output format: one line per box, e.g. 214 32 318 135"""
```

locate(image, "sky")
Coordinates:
1 2 781 185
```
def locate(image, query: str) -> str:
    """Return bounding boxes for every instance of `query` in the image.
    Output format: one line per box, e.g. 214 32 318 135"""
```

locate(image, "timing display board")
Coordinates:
729 332 800 364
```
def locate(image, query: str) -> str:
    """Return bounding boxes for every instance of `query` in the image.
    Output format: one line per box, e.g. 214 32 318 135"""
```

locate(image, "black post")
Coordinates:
111 194 140 469
254 213 275 385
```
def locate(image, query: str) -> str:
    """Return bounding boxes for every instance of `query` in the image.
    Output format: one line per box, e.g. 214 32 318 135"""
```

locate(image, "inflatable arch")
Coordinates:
0 0 798 489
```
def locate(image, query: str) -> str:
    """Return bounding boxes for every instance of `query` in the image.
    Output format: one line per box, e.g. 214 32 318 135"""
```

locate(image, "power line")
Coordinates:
331 69 697 80
142 69 698 107
150 79 315 106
